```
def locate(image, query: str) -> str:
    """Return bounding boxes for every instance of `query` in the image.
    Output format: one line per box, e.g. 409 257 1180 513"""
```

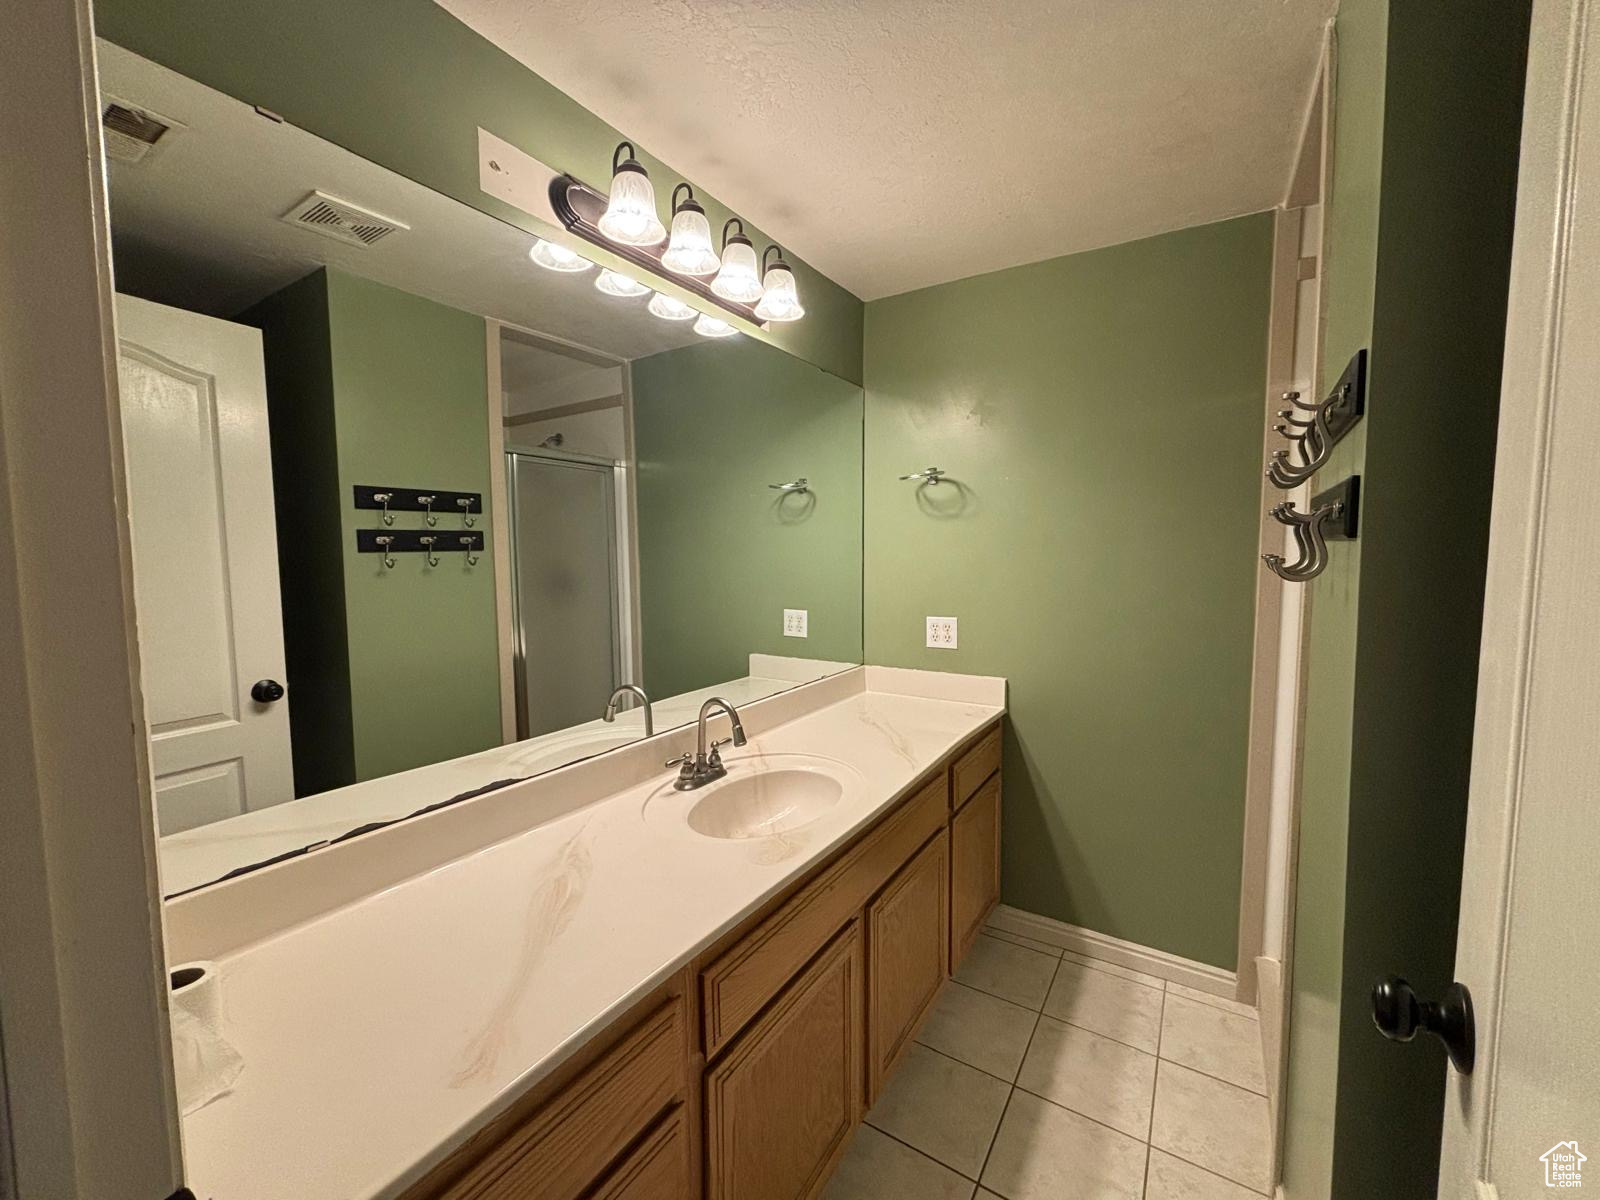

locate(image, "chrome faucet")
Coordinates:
603 684 653 737
665 697 747 790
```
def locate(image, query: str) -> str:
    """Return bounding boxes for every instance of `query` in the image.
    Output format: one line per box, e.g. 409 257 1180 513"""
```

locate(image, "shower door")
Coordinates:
506 450 623 739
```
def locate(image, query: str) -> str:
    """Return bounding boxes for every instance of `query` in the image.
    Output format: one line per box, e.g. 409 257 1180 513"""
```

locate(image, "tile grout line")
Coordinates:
972 953 1063 1198
1150 1144 1274 1198
1154 1054 1270 1100
858 1121 987 1187
909 1038 1022 1089
982 928 1168 993
1142 985 1166 1199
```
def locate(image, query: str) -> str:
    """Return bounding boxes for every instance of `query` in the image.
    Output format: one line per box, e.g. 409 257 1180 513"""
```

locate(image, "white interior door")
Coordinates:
114 294 293 834
1440 1 1600 1195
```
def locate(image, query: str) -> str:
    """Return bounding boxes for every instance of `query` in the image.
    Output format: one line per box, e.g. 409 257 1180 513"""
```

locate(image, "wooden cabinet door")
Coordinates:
866 830 949 1101
705 924 863 1200
590 1107 692 1200
951 774 1001 967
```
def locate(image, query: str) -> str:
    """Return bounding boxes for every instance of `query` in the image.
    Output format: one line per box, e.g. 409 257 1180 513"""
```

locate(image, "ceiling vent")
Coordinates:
101 98 179 164
280 191 408 248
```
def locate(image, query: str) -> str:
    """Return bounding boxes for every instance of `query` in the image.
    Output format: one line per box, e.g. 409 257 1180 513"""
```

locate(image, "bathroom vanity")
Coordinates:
167 668 1003 1200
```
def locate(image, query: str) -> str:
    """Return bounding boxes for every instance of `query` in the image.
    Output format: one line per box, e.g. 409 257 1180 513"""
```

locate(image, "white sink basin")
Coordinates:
686 768 844 840
645 753 861 841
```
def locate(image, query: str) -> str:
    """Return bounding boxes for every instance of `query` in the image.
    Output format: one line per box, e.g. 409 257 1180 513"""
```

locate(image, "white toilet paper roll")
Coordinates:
169 961 244 1114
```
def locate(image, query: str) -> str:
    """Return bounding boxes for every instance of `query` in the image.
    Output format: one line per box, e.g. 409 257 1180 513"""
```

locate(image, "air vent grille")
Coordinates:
281 191 408 248
101 100 173 164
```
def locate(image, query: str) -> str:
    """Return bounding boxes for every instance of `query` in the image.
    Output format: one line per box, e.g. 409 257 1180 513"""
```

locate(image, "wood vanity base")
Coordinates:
406 717 1003 1200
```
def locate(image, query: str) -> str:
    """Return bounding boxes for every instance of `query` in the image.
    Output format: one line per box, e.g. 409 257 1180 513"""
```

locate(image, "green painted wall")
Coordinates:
1282 2 1530 1196
862 214 1274 969
245 269 501 789
632 339 864 699
92 0 864 385
240 271 354 797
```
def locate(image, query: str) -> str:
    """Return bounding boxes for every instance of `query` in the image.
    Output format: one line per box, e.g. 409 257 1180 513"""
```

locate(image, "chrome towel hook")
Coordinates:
1265 350 1367 491
374 534 396 569
419 535 440 568
456 497 476 527
899 466 946 486
418 494 438 526
1262 475 1360 583
767 477 809 494
459 535 479 566
373 492 396 526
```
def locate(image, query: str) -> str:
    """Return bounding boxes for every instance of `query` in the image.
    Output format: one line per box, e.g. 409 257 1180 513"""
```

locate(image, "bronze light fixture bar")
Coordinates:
548 173 763 324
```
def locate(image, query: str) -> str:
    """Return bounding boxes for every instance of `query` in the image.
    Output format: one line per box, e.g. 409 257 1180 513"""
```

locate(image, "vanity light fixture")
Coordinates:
660 184 721 277
710 218 763 303
528 238 593 272
647 291 698 321
753 245 805 322
594 268 650 297
693 313 738 338
596 141 667 246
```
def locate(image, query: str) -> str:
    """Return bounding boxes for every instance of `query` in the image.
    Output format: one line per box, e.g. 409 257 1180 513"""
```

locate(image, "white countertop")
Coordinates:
178 668 1002 1200
159 656 855 896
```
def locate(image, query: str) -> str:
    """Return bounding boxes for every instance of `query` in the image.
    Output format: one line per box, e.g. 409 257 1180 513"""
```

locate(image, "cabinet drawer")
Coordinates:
590 1107 692 1200
705 923 863 1200
951 723 1002 810
433 997 687 1200
866 828 949 1101
701 775 946 1056
951 773 1002 967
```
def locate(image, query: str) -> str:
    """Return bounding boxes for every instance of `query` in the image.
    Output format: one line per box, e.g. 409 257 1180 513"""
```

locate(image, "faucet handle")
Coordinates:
708 737 735 769
664 753 694 772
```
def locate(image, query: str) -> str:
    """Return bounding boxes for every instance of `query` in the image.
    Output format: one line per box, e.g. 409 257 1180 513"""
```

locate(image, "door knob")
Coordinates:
1371 976 1475 1074
250 678 285 704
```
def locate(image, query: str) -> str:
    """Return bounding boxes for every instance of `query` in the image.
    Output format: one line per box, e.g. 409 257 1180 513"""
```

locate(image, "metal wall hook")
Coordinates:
374 534 396 569
419 535 439 567
1261 475 1360 583
418 494 438 526
459 535 479 566
373 492 395 526
457 497 476 527
899 466 946 486
1265 351 1367 490
768 477 809 494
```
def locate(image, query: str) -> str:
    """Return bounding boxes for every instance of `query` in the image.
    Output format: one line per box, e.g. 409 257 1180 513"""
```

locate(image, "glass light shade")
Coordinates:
660 206 721 276
594 268 649 297
528 238 593 272
710 237 763 303
693 313 737 338
753 265 806 322
597 163 667 246
647 291 697 321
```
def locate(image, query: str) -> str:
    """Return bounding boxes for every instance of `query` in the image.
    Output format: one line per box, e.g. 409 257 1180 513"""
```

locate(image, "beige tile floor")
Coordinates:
823 921 1273 1200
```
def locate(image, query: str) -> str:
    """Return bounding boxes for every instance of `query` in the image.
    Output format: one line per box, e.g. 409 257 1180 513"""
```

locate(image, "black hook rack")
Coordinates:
357 528 484 568
1262 474 1360 583
353 484 483 528
1266 349 1367 489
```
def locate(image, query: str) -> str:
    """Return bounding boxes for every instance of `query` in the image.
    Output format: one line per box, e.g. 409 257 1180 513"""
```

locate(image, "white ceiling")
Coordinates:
437 0 1333 300
98 43 701 361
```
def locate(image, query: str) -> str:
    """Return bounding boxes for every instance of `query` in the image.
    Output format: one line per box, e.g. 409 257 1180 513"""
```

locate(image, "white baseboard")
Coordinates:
989 904 1239 998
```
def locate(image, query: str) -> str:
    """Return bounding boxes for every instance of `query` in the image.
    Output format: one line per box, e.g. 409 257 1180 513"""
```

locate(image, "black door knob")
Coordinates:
250 678 285 704
1371 976 1475 1074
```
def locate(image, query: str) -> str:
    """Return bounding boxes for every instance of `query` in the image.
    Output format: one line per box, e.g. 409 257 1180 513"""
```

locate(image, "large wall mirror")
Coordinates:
97 43 864 896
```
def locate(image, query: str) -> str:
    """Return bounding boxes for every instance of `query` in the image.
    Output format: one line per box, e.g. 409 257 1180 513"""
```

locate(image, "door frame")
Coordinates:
0 0 184 1194
1440 0 1590 1190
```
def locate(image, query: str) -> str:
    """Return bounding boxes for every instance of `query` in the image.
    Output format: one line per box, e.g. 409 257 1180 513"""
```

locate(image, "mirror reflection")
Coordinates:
99 43 863 895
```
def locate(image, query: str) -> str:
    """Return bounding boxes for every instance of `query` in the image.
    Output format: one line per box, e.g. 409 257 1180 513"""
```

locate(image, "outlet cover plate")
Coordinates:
926 616 958 649
783 609 808 638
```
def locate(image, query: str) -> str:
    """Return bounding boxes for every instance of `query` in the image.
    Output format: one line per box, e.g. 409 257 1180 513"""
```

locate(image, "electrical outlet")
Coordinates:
926 616 958 649
783 609 808 638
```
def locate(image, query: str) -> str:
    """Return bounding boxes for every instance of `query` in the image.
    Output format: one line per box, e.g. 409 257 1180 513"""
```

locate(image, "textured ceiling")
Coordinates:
436 0 1334 300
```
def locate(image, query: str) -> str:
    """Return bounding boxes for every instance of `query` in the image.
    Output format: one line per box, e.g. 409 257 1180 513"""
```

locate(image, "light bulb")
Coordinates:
710 218 763 303
595 268 649 297
753 247 805 322
693 313 737 338
660 183 721 276
596 141 666 246
647 292 697 321
528 238 593 272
